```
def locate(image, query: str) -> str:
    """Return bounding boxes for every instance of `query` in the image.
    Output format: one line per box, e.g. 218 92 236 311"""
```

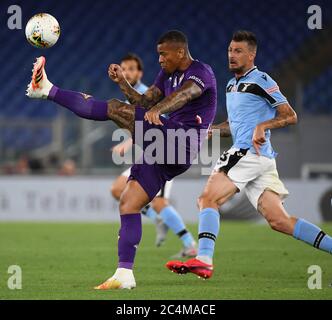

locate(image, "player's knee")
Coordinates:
197 193 217 210
268 218 292 234
151 197 169 213
110 184 122 201
119 198 134 214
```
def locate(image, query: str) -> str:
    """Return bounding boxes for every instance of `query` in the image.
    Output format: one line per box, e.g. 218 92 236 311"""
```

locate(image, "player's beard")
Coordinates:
229 65 244 74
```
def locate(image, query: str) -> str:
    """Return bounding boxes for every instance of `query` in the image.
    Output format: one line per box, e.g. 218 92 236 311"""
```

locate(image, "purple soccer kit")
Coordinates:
44 59 217 272
128 60 217 200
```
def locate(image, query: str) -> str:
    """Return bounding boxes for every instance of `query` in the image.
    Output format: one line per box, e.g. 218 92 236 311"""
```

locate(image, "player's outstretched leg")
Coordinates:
258 190 332 254
26 56 53 99
26 56 135 134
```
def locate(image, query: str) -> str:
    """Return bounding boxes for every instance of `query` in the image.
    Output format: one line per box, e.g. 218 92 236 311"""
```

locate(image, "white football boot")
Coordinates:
26 56 53 99
94 268 136 290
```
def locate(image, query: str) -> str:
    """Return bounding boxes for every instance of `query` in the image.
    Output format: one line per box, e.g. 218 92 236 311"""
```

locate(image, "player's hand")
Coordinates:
144 109 163 126
108 64 125 83
111 138 133 156
252 124 266 156
111 143 126 156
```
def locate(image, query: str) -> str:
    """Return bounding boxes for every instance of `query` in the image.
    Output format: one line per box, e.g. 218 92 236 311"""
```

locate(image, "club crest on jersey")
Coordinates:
226 84 237 92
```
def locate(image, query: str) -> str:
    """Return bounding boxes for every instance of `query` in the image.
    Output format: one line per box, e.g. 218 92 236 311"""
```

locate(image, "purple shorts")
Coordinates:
128 107 198 201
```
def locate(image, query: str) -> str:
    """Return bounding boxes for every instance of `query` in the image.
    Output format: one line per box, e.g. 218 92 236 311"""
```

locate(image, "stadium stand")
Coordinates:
0 0 331 155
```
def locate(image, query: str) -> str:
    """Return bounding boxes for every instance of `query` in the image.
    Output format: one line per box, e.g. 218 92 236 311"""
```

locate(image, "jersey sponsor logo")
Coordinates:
188 75 205 88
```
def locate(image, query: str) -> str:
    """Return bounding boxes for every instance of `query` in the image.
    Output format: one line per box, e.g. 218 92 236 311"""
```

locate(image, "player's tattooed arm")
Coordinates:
209 121 231 138
120 83 164 108
108 64 163 108
252 103 297 155
259 103 298 130
144 81 202 125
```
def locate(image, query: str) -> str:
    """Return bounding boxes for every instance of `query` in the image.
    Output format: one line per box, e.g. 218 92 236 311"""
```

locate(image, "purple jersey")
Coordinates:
153 60 217 130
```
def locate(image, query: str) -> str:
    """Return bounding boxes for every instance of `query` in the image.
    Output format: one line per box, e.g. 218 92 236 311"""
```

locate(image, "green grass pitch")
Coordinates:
0 221 331 300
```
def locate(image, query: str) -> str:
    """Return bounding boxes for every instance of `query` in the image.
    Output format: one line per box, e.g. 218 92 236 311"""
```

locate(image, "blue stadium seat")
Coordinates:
0 0 331 153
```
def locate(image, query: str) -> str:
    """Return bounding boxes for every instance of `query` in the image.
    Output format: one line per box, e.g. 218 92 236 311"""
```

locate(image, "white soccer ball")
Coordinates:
25 13 60 49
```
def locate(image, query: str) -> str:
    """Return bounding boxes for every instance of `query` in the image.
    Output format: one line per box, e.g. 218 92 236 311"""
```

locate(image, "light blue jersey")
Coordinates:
124 81 148 103
134 81 148 94
226 66 288 158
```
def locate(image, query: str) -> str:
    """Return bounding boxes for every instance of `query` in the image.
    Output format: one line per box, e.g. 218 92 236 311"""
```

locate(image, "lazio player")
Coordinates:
167 30 332 279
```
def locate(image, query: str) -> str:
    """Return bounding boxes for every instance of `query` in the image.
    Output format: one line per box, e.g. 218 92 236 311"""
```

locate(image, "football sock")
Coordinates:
118 213 142 270
197 208 220 262
293 218 332 254
141 204 158 222
48 86 109 120
160 206 195 248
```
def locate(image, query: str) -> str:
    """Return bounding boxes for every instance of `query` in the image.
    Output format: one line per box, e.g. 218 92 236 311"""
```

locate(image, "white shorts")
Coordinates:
121 167 173 199
213 147 289 210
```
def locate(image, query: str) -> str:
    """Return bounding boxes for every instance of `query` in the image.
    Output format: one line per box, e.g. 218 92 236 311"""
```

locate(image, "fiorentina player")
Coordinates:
26 30 217 289
111 53 197 255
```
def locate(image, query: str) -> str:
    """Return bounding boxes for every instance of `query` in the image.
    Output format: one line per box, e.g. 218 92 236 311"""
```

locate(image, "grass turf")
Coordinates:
0 221 331 300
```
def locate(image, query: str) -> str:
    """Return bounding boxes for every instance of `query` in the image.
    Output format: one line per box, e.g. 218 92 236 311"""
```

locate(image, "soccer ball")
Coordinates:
25 13 60 49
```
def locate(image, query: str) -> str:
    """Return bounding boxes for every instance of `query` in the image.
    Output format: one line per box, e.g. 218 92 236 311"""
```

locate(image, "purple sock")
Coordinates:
48 86 109 120
118 213 142 269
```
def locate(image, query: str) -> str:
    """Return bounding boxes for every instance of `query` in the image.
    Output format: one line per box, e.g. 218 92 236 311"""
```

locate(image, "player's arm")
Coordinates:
209 120 231 138
253 103 297 155
119 83 163 108
108 64 163 108
144 81 202 125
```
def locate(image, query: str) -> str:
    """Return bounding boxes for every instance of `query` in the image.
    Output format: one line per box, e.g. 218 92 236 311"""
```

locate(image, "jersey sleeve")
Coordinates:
258 74 288 108
184 64 214 92
153 69 167 94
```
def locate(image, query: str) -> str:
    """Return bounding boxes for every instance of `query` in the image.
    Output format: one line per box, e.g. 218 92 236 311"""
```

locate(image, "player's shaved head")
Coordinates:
158 30 188 49
157 30 192 73
232 30 257 53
